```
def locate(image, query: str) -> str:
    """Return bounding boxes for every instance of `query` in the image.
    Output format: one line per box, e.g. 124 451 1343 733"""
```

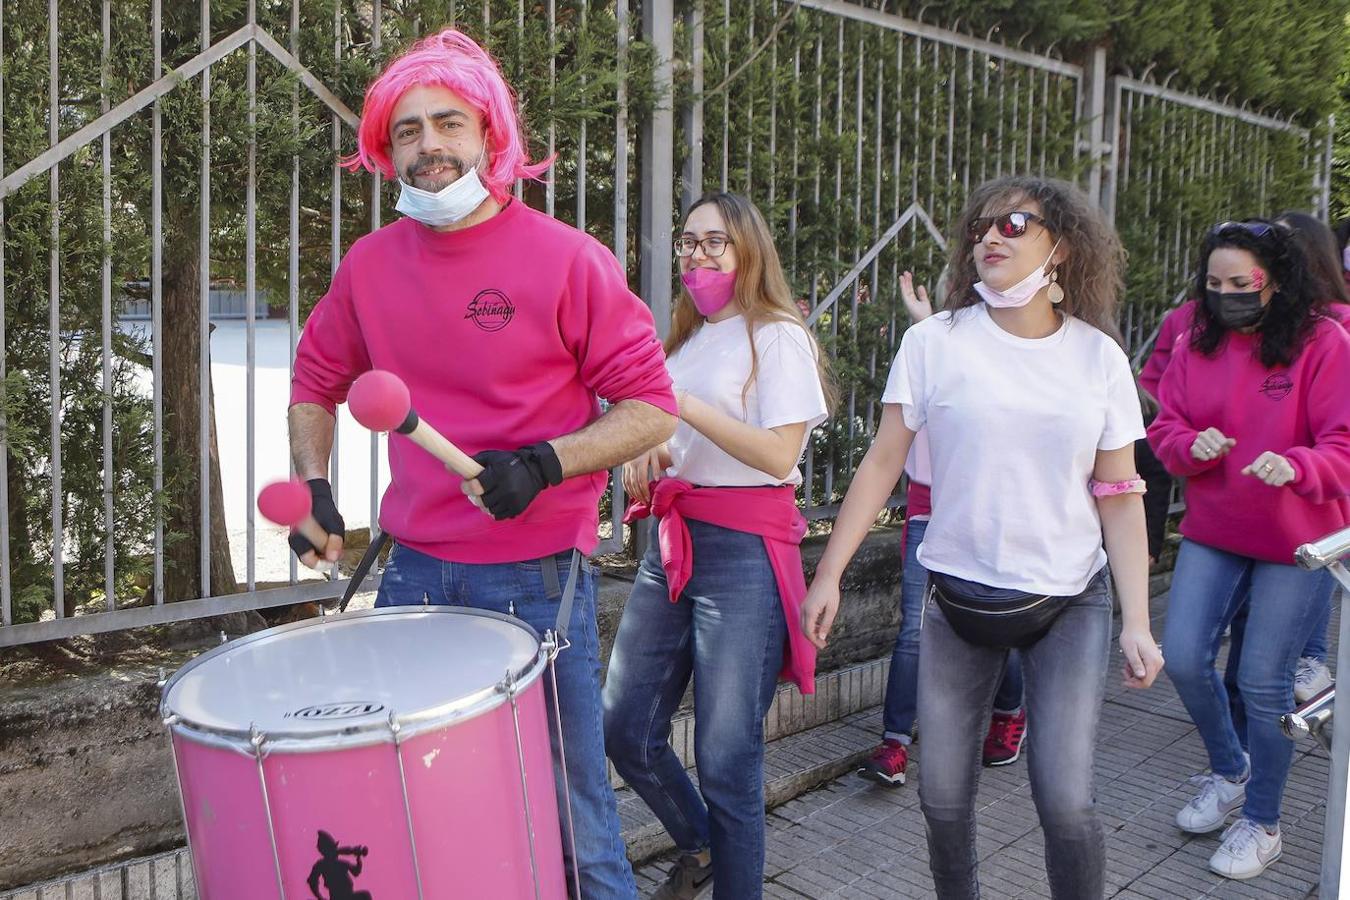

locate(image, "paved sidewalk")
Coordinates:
636 589 1337 898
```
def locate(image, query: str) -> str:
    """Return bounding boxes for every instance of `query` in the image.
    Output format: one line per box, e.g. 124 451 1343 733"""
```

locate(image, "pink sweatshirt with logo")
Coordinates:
1141 299 1349 400
1147 317 1350 563
291 200 677 563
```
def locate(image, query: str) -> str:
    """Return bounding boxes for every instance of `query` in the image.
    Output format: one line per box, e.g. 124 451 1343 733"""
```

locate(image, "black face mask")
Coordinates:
1205 288 1267 330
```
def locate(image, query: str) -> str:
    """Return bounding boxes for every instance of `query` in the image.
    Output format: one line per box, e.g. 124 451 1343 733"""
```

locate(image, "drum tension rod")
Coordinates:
542 629 569 661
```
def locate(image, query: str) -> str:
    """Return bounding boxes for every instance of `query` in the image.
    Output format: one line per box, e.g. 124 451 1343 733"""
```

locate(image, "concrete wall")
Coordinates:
0 528 908 890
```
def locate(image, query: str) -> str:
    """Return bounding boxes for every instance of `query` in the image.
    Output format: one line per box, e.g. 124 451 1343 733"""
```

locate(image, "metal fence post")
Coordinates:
632 0 675 564
1324 585 1349 898
1082 43 1108 208
1100 74 1122 224
1318 113 1335 220
681 0 704 214
640 0 675 342
1295 527 1350 898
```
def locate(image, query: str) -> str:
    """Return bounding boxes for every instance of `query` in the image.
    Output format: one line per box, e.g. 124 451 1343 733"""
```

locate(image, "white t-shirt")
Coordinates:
666 315 830 487
905 428 932 485
882 305 1145 595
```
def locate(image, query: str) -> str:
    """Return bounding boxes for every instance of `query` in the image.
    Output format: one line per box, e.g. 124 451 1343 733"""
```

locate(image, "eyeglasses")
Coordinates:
674 236 734 258
1209 220 1277 239
966 211 1047 242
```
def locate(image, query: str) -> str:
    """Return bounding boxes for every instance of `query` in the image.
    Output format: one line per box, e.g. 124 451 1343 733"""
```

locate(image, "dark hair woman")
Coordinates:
1149 219 1350 881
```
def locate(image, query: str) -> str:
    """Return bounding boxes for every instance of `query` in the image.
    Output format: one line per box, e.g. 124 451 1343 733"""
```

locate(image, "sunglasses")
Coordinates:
1209 220 1278 239
966 211 1047 242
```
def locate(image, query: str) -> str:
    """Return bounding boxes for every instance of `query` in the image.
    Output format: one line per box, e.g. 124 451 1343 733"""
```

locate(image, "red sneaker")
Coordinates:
983 709 1027 767
858 738 908 786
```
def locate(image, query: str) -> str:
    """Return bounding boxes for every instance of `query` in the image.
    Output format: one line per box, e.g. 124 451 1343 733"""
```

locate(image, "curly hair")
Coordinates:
945 176 1126 345
1190 220 1324 368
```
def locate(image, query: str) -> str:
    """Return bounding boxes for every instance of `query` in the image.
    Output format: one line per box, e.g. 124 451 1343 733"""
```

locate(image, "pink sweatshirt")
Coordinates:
623 480 817 693
1139 301 1197 401
1141 299 1349 401
1147 317 1350 563
291 200 677 563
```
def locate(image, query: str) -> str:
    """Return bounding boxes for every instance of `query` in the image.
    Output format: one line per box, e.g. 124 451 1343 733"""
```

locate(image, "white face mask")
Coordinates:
395 153 490 227
973 240 1061 309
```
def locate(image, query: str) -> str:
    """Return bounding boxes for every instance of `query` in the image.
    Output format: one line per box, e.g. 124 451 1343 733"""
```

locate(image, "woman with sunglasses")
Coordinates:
860 272 1028 789
603 192 834 900
1149 219 1350 880
802 175 1163 899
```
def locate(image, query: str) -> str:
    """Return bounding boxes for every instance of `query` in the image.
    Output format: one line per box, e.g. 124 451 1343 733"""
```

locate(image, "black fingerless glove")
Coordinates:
471 442 564 520
287 478 346 557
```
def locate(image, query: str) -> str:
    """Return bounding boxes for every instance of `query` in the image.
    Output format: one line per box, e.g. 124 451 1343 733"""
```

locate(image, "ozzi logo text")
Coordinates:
286 702 386 720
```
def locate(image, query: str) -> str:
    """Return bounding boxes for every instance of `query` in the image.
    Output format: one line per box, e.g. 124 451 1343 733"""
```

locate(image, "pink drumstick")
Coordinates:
347 370 483 479
257 479 330 551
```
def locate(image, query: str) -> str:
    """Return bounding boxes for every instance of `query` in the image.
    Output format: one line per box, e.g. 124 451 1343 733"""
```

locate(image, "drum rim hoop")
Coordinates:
160 606 548 752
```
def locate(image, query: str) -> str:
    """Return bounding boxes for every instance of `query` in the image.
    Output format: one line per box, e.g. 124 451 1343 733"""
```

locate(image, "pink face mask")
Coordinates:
681 267 737 317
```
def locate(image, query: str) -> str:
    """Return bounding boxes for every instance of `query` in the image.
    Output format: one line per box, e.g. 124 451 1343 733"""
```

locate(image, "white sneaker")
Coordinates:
1176 757 1249 833
1294 657 1333 703
1209 817 1282 879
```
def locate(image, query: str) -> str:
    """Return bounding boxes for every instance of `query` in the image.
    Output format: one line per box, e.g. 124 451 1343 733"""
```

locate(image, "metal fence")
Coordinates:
682 0 1086 517
0 0 651 642
0 0 1332 646
121 288 273 320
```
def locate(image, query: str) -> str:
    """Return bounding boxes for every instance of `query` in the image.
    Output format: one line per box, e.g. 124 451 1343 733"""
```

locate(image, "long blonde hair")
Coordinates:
666 192 839 413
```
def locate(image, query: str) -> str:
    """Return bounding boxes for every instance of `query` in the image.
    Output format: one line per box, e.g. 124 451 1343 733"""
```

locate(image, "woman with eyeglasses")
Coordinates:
1148 219 1350 880
801 175 1163 899
603 192 835 900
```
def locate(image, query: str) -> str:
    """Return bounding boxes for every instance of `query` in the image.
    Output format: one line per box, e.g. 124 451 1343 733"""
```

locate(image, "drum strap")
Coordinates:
542 549 583 643
338 530 391 613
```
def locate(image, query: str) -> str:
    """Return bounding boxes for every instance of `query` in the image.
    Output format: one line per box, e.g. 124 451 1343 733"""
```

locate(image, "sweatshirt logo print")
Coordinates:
465 289 515 332
1259 372 1293 401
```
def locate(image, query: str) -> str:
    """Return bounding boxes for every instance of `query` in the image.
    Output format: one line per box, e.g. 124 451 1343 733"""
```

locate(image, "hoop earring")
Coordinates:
1047 268 1065 305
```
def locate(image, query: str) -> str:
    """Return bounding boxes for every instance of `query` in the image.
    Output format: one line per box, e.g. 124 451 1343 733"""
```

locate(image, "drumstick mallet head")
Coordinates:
257 479 332 561
347 369 420 435
347 370 485 481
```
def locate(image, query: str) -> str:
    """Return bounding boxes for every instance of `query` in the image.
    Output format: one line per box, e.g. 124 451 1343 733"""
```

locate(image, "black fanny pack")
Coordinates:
928 571 1072 649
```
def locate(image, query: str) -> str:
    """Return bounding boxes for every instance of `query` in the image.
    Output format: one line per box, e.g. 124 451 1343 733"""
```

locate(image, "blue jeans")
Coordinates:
375 544 636 900
1224 579 1336 750
1164 539 1331 826
1303 589 1334 661
919 570 1112 899
603 519 787 900
882 519 1023 741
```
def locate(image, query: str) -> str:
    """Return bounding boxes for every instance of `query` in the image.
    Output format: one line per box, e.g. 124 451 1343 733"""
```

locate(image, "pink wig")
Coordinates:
344 29 551 203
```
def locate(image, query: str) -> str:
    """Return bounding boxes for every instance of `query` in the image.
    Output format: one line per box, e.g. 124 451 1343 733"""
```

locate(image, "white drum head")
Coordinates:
162 607 544 749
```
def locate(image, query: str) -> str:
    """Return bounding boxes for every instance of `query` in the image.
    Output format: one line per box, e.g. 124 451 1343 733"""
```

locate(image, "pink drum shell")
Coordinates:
163 608 567 900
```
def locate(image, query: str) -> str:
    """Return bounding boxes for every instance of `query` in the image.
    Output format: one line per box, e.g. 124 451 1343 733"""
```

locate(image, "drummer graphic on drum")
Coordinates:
307 830 372 900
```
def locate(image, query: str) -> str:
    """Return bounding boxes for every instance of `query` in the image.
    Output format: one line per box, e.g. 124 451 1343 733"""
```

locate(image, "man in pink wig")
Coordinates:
288 29 676 898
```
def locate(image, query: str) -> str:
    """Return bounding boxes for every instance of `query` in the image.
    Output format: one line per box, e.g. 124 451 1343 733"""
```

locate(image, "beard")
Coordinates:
404 153 467 192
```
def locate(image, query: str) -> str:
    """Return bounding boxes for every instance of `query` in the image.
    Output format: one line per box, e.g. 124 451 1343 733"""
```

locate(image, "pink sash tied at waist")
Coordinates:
623 479 817 694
